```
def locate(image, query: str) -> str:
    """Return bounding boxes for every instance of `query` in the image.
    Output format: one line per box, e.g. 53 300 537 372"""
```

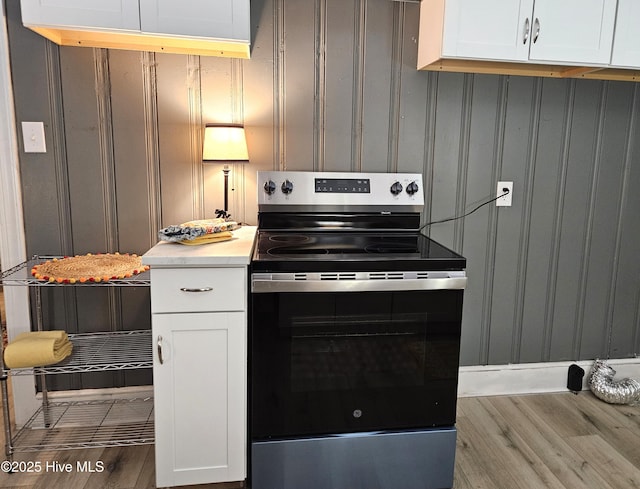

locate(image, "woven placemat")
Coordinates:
31 253 149 283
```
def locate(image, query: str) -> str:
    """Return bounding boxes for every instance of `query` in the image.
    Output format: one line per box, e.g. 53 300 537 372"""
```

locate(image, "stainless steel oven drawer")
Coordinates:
252 427 456 489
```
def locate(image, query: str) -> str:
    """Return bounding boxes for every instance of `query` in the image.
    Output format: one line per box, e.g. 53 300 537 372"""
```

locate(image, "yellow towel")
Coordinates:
178 231 234 245
4 331 73 369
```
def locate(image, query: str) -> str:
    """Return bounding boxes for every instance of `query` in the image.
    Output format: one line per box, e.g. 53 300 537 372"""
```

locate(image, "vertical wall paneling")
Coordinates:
7 0 640 379
155 54 198 226
282 1 314 170
275 0 285 170
351 0 366 172
187 55 204 220
421 71 438 227
488 76 536 365
396 3 428 175
540 81 575 362
141 52 163 247
230 58 247 223
45 41 78 368
452 74 473 254
429 72 464 249
477 76 508 365
45 42 73 256
93 49 123 387
458 75 502 366
361 1 393 172
387 2 403 173
606 84 638 358
109 49 153 386
59 46 115 388
610 85 640 357
94 49 119 253
313 0 326 172
242 0 276 222
549 81 602 361
576 82 613 359
581 82 634 359
511 78 543 363
518 78 569 363
323 0 356 172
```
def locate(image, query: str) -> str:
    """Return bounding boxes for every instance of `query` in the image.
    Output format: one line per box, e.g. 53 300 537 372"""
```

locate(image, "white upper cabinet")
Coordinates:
610 0 640 68
19 0 251 58
20 0 141 30
139 0 250 42
442 0 534 62
422 0 617 69
527 0 616 65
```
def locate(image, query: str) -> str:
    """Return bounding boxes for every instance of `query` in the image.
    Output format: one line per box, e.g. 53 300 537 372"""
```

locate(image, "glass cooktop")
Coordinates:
251 231 466 273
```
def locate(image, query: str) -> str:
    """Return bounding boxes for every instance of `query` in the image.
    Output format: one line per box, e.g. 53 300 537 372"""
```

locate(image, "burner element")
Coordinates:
268 235 310 243
364 242 419 254
268 247 329 256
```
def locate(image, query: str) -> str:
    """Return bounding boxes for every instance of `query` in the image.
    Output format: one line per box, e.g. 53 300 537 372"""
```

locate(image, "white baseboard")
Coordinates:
458 358 640 397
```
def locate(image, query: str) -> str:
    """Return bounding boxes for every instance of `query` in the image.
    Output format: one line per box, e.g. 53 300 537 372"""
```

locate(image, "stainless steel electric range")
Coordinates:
249 171 467 489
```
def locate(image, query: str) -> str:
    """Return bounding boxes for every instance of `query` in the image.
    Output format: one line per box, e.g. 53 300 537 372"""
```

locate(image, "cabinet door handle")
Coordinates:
157 335 164 365
522 17 530 44
533 18 540 43
179 287 213 293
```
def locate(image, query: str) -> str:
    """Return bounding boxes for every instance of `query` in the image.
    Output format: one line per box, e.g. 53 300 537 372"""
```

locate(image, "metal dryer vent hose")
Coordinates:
588 359 640 405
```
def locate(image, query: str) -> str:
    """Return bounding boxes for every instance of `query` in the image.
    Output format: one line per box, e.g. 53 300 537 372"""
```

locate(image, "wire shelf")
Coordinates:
0 255 150 287
11 397 154 452
6 330 153 376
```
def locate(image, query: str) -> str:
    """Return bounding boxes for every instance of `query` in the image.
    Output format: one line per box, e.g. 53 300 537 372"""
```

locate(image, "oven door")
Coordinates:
250 273 465 440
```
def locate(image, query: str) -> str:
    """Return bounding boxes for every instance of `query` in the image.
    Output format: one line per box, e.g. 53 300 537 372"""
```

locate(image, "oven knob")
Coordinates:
263 180 277 195
406 181 419 195
281 179 294 195
390 181 403 195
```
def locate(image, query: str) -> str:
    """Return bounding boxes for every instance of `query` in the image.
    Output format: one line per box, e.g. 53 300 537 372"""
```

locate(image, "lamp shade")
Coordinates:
203 124 249 162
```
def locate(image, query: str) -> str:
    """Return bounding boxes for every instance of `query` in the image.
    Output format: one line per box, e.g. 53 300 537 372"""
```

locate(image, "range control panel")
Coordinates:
258 171 424 207
314 178 370 193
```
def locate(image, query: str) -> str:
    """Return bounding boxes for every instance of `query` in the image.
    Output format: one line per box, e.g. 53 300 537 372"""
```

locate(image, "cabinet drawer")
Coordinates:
150 268 245 313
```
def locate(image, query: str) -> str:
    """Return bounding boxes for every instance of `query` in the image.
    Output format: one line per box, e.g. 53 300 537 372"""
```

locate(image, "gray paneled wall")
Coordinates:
5 0 640 391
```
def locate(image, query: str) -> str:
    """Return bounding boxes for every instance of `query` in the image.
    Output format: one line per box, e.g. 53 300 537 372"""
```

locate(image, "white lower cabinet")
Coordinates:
150 267 247 488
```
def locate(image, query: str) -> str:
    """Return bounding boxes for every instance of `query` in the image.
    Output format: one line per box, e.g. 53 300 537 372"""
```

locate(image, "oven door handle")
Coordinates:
251 275 467 293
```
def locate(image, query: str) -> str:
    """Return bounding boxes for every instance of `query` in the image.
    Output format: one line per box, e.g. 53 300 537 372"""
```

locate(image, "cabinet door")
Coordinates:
153 312 246 487
139 0 250 41
441 0 534 62
528 0 616 65
20 0 140 30
611 0 640 68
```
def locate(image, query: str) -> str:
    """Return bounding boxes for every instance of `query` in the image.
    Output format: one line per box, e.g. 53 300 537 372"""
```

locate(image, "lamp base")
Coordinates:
215 208 231 220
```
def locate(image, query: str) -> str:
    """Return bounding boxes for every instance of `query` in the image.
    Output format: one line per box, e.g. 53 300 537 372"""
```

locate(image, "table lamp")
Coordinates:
202 124 249 218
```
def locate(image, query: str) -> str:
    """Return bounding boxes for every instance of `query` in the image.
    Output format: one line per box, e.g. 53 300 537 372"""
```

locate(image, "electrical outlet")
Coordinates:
496 181 513 207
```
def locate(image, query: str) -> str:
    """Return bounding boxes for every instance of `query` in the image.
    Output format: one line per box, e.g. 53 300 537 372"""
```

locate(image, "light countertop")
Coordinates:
142 225 257 267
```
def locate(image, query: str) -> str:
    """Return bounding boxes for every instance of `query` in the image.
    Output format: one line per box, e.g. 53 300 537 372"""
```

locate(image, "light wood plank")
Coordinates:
489 395 618 489
568 435 640 489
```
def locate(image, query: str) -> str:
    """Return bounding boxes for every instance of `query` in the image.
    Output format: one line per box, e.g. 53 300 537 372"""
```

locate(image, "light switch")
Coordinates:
21 121 47 153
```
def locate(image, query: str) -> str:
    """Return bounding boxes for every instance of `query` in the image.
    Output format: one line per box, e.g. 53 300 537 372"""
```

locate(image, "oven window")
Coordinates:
291 314 427 392
251 289 463 439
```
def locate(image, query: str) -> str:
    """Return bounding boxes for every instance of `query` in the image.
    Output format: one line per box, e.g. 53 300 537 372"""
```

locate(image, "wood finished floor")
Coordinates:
0 391 637 488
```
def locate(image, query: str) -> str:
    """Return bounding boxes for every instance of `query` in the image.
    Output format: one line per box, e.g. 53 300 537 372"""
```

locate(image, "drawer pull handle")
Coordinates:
179 287 213 293
157 335 164 365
